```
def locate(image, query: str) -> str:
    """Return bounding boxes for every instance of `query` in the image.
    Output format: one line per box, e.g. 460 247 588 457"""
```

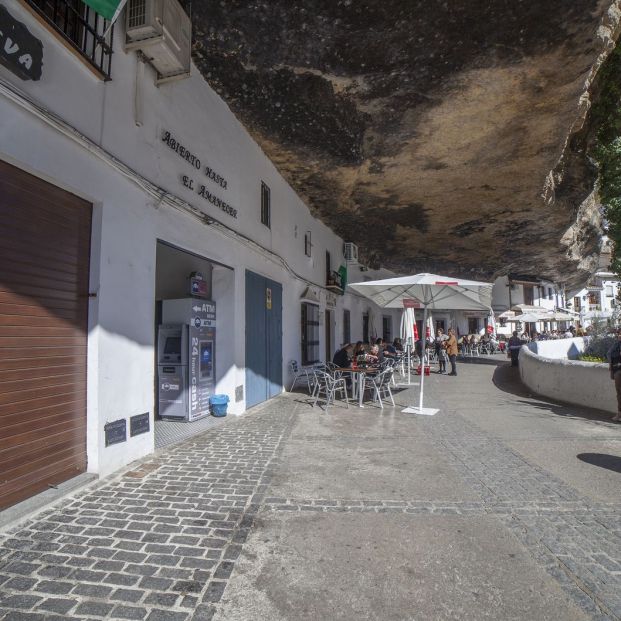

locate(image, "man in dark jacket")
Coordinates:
607 331 621 422
507 331 523 367
333 344 353 369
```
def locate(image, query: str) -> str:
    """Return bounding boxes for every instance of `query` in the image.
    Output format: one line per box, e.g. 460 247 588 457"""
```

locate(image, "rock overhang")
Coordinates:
189 0 621 287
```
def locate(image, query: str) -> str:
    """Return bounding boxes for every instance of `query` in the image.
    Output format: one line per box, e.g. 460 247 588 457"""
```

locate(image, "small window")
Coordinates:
343 309 351 344
260 182 271 228
573 296 581 310
304 231 312 257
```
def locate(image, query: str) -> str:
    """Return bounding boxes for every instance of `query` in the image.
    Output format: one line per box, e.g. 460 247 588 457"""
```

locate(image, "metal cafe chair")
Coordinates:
312 370 350 410
288 360 315 392
364 367 395 408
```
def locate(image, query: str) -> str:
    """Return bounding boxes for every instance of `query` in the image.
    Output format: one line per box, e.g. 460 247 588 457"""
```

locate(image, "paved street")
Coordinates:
1 357 620 621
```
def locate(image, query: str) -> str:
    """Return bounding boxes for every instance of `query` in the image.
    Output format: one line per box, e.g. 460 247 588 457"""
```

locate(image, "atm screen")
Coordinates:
200 341 213 378
164 337 181 356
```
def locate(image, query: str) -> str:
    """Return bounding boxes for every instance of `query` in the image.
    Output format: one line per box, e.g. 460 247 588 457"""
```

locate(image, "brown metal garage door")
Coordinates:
0 159 91 510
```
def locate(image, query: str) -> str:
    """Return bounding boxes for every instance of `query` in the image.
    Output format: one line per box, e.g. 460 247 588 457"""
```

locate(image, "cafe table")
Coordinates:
334 366 379 408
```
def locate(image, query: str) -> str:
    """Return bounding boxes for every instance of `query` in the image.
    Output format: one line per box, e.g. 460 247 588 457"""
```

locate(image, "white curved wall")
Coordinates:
519 340 617 414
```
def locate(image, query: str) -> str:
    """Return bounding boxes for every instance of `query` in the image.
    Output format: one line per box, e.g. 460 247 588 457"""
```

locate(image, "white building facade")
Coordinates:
491 275 567 336
0 0 402 510
567 240 621 328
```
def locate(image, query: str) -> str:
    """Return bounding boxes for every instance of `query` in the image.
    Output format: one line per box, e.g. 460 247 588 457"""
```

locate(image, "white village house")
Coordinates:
0 0 406 510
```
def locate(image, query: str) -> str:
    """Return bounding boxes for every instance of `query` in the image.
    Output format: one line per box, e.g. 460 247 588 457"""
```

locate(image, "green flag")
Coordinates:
83 0 128 22
338 265 348 292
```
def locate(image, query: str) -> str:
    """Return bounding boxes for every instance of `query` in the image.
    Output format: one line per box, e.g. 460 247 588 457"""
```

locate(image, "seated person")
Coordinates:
366 344 380 365
392 338 404 352
384 340 398 357
353 341 365 358
375 337 391 361
332 343 353 368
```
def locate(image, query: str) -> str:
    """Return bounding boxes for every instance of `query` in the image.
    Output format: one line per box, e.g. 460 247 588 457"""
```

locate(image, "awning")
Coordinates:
300 286 320 304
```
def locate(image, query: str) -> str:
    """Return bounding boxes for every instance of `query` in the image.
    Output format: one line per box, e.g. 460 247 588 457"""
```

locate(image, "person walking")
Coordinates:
445 328 458 376
607 331 621 422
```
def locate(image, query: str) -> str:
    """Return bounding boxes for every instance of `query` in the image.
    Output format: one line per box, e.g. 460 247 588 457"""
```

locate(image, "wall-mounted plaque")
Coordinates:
104 419 127 447
130 412 150 437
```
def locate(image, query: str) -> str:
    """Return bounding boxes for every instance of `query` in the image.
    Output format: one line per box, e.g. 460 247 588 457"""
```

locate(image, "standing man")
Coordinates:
607 331 621 422
508 331 523 367
445 328 458 376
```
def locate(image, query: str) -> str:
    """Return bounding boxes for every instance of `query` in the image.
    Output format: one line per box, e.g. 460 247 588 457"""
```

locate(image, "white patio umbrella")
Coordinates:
349 273 493 415
426 312 435 340
399 307 416 384
507 312 544 323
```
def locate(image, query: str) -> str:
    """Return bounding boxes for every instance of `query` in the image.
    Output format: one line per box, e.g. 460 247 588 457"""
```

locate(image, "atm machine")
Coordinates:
157 299 216 421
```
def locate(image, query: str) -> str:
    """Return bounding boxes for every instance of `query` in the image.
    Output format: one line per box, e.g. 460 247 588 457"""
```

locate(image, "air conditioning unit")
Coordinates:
125 0 191 84
343 242 359 263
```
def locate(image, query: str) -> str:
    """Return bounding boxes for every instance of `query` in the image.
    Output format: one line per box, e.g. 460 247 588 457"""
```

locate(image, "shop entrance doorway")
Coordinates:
154 241 234 449
245 270 282 408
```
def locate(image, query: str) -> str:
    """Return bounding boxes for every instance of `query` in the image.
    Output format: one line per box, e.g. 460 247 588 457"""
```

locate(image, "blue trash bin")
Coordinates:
209 394 229 417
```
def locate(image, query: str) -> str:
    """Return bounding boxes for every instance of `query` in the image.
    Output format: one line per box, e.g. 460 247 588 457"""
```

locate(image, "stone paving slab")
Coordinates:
214 512 589 621
269 434 479 502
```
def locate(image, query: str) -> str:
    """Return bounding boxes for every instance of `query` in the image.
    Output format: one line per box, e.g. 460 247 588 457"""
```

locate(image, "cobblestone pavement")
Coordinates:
0 360 620 620
0 402 297 621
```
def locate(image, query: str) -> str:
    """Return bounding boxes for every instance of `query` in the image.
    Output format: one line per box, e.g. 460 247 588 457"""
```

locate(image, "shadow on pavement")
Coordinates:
577 453 621 473
493 360 619 426
458 355 507 367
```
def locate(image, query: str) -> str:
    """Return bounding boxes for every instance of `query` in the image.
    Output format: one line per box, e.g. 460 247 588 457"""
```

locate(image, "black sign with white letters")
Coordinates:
0 5 43 81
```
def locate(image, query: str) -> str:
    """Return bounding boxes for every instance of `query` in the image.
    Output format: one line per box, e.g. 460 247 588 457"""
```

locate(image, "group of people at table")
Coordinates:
332 328 459 377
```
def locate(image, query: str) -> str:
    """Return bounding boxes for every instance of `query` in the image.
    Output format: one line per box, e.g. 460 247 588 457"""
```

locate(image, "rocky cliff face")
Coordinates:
191 1 621 286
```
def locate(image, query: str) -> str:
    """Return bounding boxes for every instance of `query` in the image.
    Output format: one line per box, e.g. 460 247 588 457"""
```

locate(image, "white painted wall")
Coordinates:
491 276 511 311
519 339 617 414
0 1 402 478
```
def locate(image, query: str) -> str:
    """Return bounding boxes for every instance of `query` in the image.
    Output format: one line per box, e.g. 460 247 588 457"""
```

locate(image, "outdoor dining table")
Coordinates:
334 366 380 408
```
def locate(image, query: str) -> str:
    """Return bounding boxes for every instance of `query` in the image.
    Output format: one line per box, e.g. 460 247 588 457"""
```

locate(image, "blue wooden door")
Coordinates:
245 271 283 407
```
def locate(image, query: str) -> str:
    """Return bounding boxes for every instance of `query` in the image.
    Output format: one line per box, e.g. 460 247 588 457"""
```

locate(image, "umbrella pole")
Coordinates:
402 301 438 416
419 305 427 410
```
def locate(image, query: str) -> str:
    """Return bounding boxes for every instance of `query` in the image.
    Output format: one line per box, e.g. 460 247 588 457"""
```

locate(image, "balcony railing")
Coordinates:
25 0 114 79
326 270 344 294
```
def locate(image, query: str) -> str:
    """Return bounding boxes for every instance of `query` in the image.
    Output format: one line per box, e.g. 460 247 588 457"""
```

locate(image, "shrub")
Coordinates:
578 354 606 363
583 336 615 360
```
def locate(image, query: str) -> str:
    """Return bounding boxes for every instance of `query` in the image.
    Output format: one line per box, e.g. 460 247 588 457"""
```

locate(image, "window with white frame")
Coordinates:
301 303 320 365
382 316 392 342
304 232 312 257
343 309 351 344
